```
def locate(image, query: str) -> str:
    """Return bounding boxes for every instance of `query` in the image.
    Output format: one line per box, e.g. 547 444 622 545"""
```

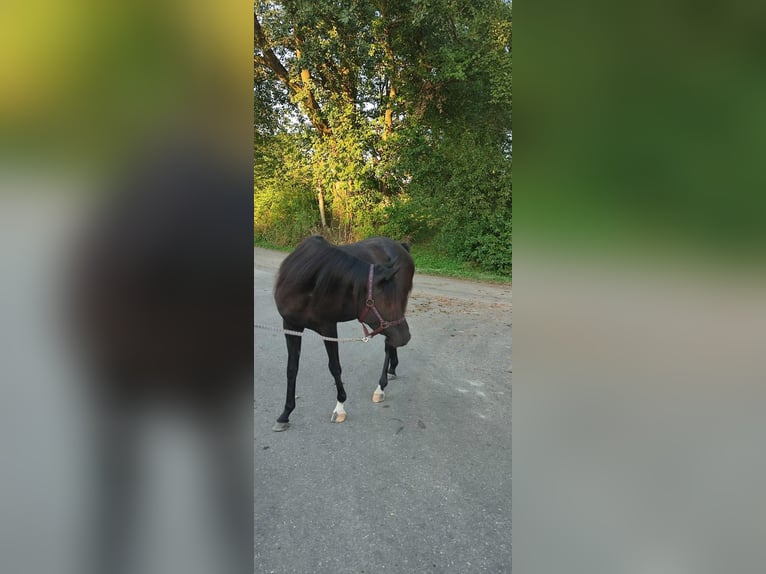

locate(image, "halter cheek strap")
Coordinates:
358 264 406 339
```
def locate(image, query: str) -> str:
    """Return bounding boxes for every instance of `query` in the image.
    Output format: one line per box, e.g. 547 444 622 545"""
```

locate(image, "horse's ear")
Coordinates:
401 242 411 253
376 259 401 283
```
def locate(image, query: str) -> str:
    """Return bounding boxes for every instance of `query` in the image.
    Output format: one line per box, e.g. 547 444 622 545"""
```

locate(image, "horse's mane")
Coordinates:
276 236 369 300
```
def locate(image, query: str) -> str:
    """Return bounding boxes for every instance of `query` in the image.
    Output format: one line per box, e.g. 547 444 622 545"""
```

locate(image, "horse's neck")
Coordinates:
330 260 367 296
317 251 367 312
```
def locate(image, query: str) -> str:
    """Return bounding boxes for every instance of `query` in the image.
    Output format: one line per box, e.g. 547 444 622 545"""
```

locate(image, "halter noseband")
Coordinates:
358 263 407 340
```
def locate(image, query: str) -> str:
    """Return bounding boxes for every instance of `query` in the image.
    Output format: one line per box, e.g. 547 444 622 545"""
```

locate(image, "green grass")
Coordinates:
409 244 511 284
254 237 511 284
253 238 293 252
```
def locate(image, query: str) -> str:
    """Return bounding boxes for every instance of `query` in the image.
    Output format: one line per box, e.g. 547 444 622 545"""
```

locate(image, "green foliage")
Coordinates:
391 126 512 273
254 132 319 244
440 212 512 275
254 0 512 275
410 242 512 283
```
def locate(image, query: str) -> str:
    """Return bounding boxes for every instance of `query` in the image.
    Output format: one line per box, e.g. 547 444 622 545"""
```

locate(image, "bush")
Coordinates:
254 183 318 245
440 213 512 274
391 126 512 274
254 133 319 245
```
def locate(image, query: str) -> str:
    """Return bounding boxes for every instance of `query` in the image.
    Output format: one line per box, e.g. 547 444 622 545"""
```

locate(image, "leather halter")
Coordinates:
357 264 407 339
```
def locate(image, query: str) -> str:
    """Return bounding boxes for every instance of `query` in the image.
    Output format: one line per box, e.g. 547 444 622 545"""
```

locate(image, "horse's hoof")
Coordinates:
372 390 385 403
331 411 347 423
331 401 346 423
387 370 397 378
272 421 290 432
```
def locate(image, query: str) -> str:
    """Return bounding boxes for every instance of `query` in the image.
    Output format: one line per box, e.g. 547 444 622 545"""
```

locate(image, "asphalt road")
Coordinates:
254 247 512 574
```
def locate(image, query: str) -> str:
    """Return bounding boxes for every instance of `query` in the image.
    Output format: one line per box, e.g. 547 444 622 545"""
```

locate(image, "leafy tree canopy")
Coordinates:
254 0 511 273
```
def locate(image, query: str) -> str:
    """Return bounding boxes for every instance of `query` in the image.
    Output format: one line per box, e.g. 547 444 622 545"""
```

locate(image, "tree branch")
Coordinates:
254 14 293 88
254 13 332 137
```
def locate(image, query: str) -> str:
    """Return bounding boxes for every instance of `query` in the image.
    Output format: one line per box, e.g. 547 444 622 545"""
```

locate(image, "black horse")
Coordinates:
272 235 415 431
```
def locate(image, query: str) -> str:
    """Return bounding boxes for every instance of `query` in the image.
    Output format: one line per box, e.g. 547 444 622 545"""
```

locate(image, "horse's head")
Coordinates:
361 257 413 347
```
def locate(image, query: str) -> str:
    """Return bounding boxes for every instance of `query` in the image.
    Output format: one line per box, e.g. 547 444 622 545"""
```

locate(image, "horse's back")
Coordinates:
339 236 414 269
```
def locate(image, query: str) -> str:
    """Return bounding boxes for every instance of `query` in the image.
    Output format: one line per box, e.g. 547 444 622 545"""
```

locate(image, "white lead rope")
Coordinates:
254 322 370 343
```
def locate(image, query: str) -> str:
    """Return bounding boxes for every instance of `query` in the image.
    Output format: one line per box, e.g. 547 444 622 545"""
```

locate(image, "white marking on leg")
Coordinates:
331 401 346 422
372 385 385 403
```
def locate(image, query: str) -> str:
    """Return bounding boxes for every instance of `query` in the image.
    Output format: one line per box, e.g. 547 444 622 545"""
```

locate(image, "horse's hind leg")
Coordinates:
322 324 347 423
273 329 302 431
373 347 392 403
387 345 399 377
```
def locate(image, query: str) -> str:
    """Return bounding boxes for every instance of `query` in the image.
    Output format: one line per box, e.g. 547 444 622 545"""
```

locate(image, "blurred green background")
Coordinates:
0 1 250 175
518 0 766 269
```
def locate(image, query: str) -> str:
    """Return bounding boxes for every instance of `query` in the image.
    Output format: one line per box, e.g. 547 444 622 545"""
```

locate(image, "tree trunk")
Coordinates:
317 182 328 228
384 81 396 140
381 13 397 141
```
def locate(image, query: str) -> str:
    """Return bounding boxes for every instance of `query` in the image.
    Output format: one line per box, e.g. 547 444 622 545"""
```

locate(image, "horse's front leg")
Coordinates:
373 344 393 403
273 326 302 432
321 324 348 423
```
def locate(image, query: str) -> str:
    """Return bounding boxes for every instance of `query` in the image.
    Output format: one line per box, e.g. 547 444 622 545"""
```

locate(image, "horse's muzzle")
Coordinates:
386 323 411 347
